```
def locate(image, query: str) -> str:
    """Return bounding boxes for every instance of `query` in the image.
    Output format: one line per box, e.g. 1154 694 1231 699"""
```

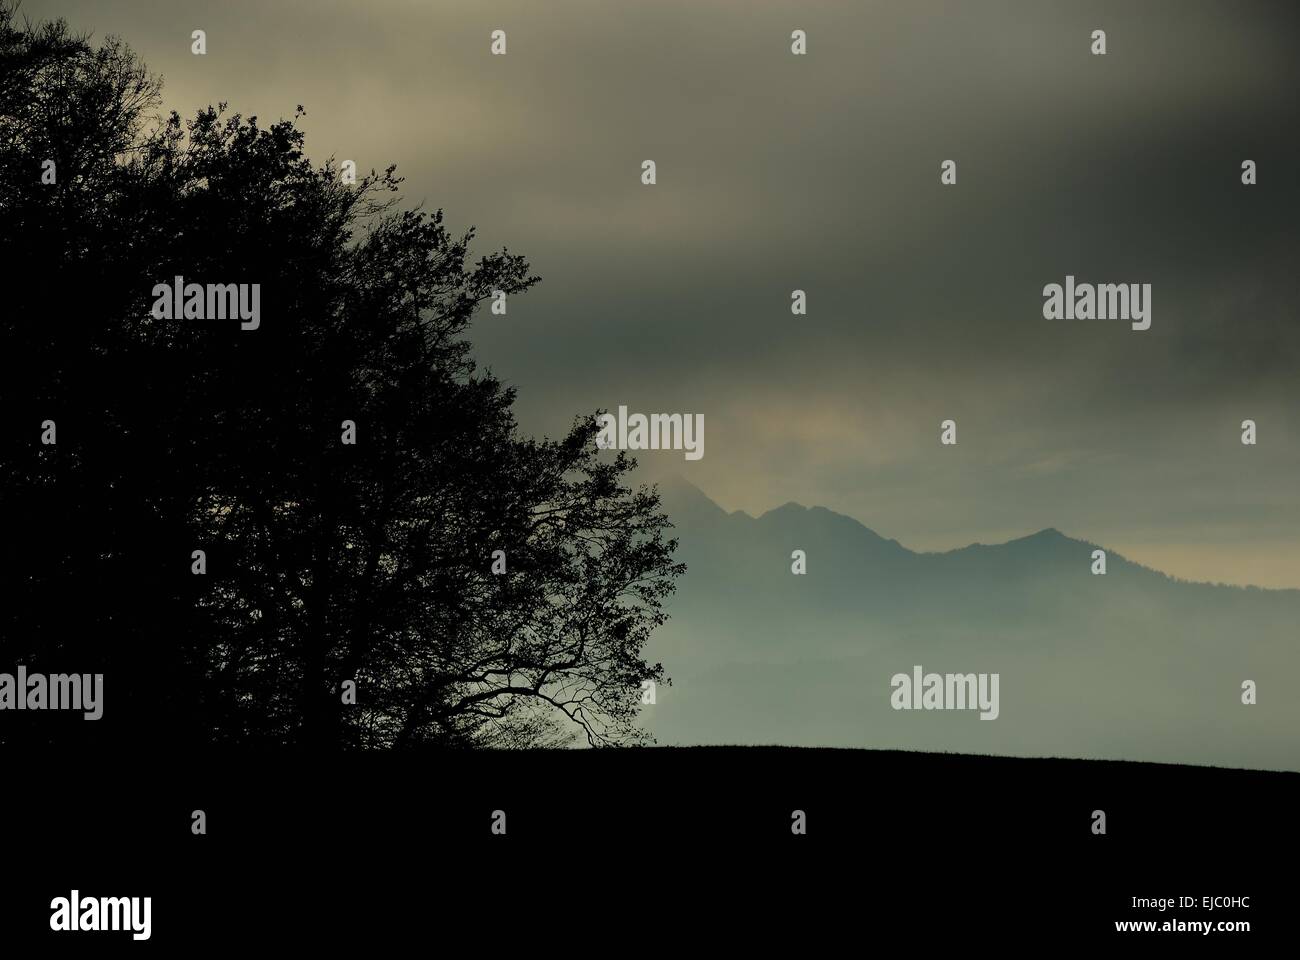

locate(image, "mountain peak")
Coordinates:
995 526 1084 552
654 474 725 518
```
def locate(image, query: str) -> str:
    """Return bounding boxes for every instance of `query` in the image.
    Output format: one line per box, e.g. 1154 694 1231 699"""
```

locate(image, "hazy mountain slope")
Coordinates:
643 476 1300 771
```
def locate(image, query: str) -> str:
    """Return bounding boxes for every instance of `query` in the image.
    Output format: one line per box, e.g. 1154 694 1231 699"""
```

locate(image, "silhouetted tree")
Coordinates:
0 6 682 751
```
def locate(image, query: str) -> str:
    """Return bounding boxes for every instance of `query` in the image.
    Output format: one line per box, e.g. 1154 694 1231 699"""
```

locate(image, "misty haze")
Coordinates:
644 476 1298 772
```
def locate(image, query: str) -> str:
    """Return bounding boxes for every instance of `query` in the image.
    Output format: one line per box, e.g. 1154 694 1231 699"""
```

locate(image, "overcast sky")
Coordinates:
34 0 1300 586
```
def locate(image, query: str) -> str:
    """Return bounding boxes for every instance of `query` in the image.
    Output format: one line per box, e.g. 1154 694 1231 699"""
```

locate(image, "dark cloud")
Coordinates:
34 0 1300 583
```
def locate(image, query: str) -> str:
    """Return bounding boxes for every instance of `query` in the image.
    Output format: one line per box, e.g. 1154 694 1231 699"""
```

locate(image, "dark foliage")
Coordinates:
0 6 683 750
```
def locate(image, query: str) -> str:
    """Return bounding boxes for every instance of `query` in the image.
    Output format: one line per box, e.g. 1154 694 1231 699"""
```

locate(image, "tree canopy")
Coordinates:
0 6 682 750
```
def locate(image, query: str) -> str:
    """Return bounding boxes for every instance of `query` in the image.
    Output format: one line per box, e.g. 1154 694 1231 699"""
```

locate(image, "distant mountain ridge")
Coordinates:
659 473 1288 589
642 476 1300 771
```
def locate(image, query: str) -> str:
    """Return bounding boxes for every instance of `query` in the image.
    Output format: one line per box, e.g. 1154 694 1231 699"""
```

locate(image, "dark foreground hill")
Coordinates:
4 746 1294 946
12 745 1294 850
